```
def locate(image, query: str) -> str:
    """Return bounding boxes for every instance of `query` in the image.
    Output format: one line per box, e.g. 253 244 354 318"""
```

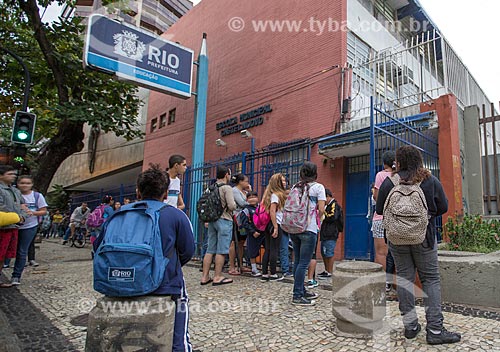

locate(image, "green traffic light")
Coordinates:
17 131 29 140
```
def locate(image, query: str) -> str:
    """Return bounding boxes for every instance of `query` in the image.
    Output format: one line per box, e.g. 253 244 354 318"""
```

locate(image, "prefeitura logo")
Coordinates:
113 30 146 61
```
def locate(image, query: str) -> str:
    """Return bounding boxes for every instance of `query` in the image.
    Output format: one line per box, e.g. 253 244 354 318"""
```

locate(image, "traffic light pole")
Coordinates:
0 47 31 111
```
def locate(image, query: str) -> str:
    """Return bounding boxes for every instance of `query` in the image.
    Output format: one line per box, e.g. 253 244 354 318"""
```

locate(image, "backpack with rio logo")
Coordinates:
86 204 106 228
281 182 314 234
196 183 224 222
383 174 429 245
252 202 271 232
93 200 172 297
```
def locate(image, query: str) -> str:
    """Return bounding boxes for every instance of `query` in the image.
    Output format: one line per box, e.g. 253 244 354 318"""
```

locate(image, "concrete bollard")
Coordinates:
85 295 175 352
332 261 386 337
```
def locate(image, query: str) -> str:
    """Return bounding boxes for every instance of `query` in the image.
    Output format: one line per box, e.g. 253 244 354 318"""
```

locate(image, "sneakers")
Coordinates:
404 323 421 339
29 260 39 267
251 270 262 277
11 277 20 286
426 328 461 345
260 274 269 282
62 240 67 245
304 290 319 300
283 272 293 278
268 274 284 281
317 271 332 280
2 264 9 269
292 297 315 306
306 279 319 288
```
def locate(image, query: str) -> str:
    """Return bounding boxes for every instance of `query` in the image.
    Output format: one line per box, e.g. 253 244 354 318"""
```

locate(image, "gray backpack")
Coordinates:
383 174 429 245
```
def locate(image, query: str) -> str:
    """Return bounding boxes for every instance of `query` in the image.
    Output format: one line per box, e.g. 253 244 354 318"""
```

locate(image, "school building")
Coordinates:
143 0 491 260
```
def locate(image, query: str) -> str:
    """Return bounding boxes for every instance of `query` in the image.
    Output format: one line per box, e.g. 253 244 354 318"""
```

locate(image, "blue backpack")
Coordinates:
93 200 171 297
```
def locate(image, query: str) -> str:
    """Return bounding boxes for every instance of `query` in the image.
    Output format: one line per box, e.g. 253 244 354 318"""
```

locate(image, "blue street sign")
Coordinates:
84 14 194 99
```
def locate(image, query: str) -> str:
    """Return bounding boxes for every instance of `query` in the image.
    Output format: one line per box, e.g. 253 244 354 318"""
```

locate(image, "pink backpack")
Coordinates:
252 202 271 232
86 204 106 228
281 182 314 234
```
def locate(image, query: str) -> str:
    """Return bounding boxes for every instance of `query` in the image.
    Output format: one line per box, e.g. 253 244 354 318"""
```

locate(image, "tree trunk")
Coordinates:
33 120 85 194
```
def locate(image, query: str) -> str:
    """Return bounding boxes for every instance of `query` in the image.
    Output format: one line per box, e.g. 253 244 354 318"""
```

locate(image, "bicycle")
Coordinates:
70 226 87 248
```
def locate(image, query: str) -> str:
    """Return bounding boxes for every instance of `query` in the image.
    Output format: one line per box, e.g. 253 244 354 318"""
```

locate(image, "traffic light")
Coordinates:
11 111 36 144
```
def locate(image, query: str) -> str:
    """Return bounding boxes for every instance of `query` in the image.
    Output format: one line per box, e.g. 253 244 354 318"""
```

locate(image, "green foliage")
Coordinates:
45 184 70 211
0 1 143 143
444 215 500 253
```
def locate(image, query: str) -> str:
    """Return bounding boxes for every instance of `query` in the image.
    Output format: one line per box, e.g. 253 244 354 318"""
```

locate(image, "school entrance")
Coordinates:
319 99 440 259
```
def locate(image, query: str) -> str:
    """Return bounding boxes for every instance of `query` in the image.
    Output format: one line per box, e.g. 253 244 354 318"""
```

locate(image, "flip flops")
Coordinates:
228 270 240 276
200 278 213 285
212 278 233 286
0 283 13 288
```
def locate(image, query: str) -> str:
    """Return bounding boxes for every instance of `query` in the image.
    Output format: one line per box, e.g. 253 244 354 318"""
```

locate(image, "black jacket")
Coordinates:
375 174 448 248
320 199 343 241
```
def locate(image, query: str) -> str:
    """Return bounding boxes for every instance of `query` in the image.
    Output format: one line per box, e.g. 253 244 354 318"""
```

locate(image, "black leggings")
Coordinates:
262 229 281 275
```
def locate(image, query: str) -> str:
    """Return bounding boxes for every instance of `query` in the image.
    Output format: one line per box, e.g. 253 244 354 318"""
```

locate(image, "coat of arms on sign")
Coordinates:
113 30 146 62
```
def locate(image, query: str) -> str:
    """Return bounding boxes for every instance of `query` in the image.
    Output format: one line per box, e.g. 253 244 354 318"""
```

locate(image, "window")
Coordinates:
168 108 176 125
150 118 158 133
160 113 167 128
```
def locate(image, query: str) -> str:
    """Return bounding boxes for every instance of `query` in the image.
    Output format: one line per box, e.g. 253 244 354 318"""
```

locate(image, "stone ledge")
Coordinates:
438 250 500 308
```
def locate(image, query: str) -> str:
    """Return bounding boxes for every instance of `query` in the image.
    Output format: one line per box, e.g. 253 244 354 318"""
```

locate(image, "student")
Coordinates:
290 162 325 306
94 164 195 351
261 173 287 281
318 189 343 279
10 176 48 284
238 191 265 277
200 166 236 286
372 151 395 270
376 145 461 345
228 173 250 275
165 155 187 210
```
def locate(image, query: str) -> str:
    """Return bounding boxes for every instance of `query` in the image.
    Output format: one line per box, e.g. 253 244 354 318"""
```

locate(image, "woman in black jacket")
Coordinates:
376 145 460 345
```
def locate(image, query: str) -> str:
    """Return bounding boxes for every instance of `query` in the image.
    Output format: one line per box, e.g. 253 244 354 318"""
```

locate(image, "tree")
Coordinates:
0 1 142 193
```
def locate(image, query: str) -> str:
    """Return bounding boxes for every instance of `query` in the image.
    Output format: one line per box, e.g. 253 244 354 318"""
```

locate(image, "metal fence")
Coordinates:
183 139 312 256
349 30 491 120
70 184 137 213
480 102 500 214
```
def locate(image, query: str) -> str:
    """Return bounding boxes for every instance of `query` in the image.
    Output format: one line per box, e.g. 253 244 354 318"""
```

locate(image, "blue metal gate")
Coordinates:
183 139 311 256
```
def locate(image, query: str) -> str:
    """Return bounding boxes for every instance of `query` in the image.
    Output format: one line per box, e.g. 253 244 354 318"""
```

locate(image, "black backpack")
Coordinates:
197 183 224 222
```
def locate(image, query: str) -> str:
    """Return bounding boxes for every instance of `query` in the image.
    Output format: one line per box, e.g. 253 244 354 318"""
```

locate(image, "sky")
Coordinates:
42 0 499 102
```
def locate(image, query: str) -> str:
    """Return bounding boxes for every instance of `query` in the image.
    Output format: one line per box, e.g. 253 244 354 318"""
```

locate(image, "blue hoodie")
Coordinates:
153 205 195 295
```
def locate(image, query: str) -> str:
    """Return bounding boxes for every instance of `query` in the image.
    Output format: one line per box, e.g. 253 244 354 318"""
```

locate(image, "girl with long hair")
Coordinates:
260 173 287 281
376 145 460 345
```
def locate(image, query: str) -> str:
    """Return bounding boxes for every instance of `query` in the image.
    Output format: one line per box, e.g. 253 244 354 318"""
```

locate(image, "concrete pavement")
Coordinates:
0 238 499 351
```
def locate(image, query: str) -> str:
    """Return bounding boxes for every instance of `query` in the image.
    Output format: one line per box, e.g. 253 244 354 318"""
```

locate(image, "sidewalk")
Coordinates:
0 239 499 351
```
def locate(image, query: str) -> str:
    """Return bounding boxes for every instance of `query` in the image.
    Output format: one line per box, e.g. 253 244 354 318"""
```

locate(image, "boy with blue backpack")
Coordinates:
93 164 195 351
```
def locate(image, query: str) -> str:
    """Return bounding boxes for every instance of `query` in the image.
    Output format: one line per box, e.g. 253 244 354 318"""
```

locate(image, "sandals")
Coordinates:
228 269 240 276
200 278 213 286
0 283 13 288
212 278 233 286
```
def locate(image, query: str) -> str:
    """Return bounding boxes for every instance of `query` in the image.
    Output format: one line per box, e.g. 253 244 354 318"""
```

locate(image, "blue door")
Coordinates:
344 156 373 260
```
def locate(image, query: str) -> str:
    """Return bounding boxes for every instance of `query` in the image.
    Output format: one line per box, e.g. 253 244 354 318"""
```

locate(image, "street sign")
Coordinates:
11 111 36 145
84 14 194 99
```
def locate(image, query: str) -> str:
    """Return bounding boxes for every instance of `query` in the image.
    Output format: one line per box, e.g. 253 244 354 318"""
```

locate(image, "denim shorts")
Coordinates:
321 239 337 258
206 218 233 255
371 219 385 238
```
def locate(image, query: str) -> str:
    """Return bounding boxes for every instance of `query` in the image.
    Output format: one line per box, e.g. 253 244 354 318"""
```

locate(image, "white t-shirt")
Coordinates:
19 191 48 230
270 193 284 225
164 177 181 207
305 182 326 234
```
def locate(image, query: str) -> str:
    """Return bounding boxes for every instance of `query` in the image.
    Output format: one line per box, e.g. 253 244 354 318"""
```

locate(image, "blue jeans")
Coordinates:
290 231 317 298
279 226 291 273
13 226 38 279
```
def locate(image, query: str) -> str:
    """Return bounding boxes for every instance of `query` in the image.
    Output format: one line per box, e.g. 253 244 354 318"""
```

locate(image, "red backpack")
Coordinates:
252 202 271 232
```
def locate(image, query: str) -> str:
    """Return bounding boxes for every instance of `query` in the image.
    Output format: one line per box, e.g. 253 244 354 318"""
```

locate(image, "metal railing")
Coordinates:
349 30 491 120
